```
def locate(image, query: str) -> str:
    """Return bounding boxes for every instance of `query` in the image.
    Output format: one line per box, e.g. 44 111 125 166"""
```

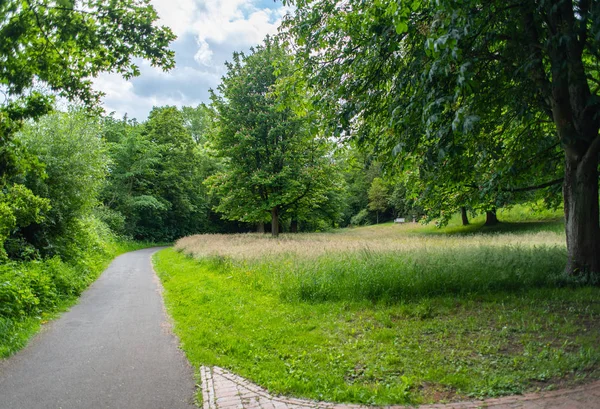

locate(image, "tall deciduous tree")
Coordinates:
282 0 600 279
368 177 388 224
15 109 108 259
207 38 335 237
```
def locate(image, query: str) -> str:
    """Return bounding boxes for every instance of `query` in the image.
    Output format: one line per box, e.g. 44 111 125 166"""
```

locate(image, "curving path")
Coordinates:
201 367 600 409
0 248 196 409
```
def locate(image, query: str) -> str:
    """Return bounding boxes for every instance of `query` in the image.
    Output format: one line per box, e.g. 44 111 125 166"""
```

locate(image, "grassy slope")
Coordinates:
0 240 161 358
154 209 599 405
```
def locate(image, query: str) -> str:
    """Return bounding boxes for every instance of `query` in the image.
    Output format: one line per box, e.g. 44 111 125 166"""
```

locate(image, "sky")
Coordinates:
93 0 292 121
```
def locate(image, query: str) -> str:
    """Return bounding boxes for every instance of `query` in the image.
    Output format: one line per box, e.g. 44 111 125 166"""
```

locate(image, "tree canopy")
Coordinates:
282 0 600 278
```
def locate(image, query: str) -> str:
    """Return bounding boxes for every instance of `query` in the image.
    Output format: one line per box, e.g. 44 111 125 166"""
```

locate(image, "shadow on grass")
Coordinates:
423 219 565 236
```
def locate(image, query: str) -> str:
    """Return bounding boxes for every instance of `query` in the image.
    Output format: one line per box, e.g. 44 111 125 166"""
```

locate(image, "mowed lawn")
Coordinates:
153 214 600 405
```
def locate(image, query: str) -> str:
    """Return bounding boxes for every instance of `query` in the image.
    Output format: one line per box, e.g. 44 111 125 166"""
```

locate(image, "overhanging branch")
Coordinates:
507 177 563 192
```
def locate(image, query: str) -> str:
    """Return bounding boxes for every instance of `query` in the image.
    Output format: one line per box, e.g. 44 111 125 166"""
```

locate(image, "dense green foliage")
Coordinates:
14 110 108 259
0 0 177 355
101 107 218 241
0 0 176 254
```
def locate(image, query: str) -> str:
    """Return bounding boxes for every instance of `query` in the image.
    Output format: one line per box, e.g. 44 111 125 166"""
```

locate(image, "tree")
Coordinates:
282 0 600 279
1 0 175 257
368 177 388 224
207 38 336 237
388 179 423 222
181 104 215 144
14 109 108 259
335 146 385 226
101 107 215 241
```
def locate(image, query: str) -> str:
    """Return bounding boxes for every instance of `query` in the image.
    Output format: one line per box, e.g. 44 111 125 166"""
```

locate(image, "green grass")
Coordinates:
154 215 599 405
0 238 162 358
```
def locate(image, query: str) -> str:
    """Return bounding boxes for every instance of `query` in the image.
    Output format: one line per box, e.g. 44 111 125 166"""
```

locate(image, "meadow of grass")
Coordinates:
154 209 600 405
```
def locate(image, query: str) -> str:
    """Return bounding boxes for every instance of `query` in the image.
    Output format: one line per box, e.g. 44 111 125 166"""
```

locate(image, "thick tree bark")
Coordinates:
563 153 600 276
461 207 469 226
485 209 498 226
290 218 298 233
271 206 279 237
543 0 600 278
257 222 265 233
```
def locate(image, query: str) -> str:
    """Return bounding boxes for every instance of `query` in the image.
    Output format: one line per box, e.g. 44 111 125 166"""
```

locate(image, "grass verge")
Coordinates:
155 222 600 405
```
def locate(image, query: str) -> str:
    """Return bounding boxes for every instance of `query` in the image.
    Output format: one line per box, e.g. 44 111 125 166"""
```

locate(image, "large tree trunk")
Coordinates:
542 0 600 278
257 222 265 233
461 207 469 226
563 154 600 276
271 206 279 237
485 209 498 226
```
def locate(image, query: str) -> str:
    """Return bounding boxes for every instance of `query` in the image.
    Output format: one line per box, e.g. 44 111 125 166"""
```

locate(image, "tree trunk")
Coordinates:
376 211 379 224
257 222 265 233
563 155 600 277
271 206 279 238
290 218 298 233
485 209 498 226
542 0 600 278
460 207 469 226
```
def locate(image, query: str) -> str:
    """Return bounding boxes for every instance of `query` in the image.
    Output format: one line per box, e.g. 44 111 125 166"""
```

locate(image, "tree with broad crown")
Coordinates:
282 0 600 280
206 37 336 237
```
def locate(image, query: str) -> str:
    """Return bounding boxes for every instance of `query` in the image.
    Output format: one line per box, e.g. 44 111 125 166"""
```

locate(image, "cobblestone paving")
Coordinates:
200 366 600 409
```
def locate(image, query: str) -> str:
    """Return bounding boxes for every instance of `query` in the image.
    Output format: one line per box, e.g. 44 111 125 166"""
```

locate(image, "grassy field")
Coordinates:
154 211 600 405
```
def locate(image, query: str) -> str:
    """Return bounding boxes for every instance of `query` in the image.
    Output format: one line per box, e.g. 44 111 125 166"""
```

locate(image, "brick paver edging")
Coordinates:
200 366 600 409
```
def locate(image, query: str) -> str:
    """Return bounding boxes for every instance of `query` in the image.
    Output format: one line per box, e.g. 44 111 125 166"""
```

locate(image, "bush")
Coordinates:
0 267 40 317
0 256 95 318
94 206 127 236
350 208 371 226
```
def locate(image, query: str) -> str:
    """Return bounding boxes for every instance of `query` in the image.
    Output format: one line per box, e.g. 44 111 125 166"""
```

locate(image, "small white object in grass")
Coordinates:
394 218 405 223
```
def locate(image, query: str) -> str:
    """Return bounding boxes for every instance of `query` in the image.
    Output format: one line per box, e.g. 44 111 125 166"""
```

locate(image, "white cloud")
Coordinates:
152 0 199 36
194 39 214 66
94 0 292 121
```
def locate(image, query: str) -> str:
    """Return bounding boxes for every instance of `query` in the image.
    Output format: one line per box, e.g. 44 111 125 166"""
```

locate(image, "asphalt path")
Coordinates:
0 248 197 409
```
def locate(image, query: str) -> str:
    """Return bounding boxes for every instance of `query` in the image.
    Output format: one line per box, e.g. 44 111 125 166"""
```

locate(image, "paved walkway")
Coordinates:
201 366 600 409
0 248 196 409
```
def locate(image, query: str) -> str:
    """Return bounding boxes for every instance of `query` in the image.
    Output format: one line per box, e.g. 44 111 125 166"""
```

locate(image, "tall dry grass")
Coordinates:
175 224 564 261
174 224 569 303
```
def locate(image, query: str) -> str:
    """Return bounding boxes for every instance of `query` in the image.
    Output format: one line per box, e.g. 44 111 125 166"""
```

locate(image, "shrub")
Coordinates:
350 208 371 226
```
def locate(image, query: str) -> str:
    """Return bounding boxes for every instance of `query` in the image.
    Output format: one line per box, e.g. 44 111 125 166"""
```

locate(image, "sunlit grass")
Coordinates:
175 209 567 303
156 210 599 404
